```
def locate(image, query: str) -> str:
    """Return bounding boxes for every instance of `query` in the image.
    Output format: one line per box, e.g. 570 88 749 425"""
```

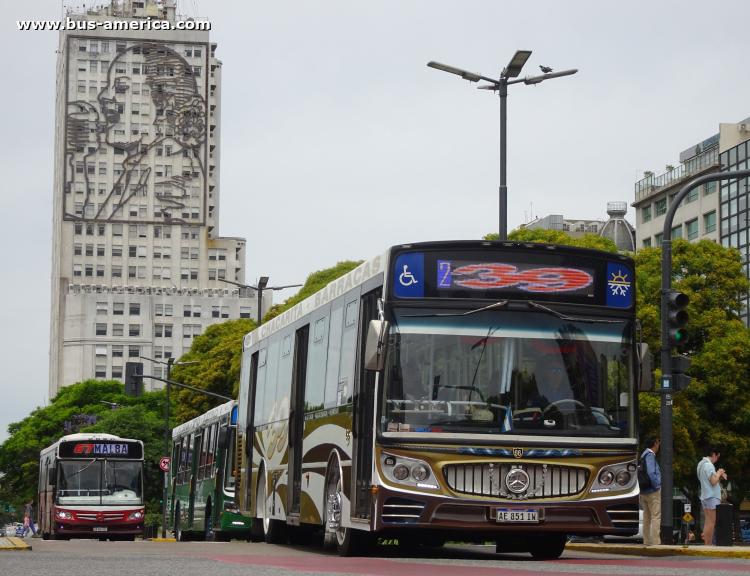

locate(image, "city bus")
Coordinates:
38 433 145 540
168 400 252 541
236 241 641 558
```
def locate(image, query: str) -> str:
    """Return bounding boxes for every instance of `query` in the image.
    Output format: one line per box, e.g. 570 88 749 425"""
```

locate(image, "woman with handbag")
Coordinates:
697 444 728 546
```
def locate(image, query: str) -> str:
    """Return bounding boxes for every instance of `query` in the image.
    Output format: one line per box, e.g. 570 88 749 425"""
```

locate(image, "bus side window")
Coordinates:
337 295 360 406
253 348 268 426
262 334 282 425
324 297 346 408
305 306 331 413
180 436 189 484
196 433 205 481
277 330 295 413
172 440 181 483
208 423 216 476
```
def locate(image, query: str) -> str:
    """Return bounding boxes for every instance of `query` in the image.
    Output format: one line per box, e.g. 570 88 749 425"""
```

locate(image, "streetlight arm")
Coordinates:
141 375 234 402
268 284 304 291
219 278 258 290
427 61 496 84
512 68 578 85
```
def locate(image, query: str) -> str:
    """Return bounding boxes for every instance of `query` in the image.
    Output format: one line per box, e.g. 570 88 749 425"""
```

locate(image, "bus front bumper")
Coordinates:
373 485 639 537
55 521 144 537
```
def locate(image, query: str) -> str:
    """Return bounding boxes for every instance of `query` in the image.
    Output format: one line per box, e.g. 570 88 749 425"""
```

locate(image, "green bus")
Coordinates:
168 400 252 541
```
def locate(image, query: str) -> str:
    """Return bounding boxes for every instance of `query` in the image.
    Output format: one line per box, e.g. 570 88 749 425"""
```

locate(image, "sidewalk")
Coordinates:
0 537 32 551
567 542 750 559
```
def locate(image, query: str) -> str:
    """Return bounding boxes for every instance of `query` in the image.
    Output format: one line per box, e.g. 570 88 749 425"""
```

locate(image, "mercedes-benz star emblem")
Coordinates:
505 468 530 494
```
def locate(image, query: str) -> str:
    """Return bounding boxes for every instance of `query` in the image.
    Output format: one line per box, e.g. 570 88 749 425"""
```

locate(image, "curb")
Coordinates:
0 537 32 551
567 543 750 559
146 538 177 542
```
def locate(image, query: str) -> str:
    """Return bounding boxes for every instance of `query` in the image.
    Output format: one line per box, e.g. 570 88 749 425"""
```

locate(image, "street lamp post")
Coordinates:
221 278 302 327
428 52 578 240
140 355 199 539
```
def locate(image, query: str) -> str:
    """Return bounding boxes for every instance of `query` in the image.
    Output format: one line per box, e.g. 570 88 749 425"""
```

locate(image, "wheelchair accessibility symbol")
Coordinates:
399 265 418 286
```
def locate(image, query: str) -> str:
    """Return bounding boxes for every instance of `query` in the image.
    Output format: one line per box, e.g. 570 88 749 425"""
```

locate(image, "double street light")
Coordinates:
428 50 578 240
221 277 302 327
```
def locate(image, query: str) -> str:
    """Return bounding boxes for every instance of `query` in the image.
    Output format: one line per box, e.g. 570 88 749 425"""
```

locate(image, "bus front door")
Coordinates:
288 325 309 517
188 433 200 529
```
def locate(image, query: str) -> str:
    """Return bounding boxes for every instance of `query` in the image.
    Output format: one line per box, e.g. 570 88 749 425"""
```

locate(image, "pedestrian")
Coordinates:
23 513 30 537
698 444 727 546
24 498 37 538
640 436 661 546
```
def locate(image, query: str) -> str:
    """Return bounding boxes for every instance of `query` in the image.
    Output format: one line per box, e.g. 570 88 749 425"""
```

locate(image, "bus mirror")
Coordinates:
638 343 655 392
217 427 229 450
365 319 389 372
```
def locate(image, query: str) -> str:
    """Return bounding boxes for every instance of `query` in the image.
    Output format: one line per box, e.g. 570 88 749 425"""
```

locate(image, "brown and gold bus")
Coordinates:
236 241 641 558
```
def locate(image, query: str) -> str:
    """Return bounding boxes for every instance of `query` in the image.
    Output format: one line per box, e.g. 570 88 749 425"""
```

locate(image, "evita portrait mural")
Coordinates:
64 42 208 226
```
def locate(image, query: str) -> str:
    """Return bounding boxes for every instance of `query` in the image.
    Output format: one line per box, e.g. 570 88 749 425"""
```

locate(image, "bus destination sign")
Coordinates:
392 250 632 308
59 440 143 459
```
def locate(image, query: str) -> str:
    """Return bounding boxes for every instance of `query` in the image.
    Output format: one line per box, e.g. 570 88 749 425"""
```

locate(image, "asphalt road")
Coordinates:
5 539 750 576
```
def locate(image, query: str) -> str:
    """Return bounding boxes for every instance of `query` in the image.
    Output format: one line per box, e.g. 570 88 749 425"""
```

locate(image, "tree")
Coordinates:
169 318 256 424
483 228 620 253
262 260 364 323
0 380 172 523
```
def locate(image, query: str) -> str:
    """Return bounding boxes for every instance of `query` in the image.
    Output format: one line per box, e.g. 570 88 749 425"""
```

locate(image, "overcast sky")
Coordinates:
2 0 749 442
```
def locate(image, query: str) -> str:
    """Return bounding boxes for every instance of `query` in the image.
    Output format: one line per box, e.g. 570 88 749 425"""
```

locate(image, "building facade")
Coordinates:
521 214 604 237
719 139 750 326
632 118 750 250
50 1 266 397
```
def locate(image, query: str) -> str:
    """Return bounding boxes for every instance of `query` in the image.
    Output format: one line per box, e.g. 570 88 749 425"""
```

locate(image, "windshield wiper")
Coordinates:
527 301 624 324
404 301 507 318
66 458 98 479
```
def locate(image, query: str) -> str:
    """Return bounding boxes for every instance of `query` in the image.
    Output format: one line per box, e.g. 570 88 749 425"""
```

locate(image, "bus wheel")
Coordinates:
258 473 287 544
324 459 371 557
529 533 566 560
175 504 189 542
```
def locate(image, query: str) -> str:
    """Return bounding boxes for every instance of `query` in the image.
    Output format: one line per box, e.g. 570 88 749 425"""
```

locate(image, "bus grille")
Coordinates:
605 503 639 529
74 512 126 522
381 497 425 524
442 462 589 500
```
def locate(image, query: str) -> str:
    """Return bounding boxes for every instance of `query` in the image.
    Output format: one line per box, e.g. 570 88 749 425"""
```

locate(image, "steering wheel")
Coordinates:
544 399 596 426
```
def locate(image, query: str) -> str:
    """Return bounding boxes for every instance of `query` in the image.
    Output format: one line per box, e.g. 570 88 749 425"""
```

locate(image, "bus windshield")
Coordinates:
57 460 143 506
381 308 634 438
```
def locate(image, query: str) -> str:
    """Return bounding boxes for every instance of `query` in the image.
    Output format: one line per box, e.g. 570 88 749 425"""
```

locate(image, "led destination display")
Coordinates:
59 440 143 459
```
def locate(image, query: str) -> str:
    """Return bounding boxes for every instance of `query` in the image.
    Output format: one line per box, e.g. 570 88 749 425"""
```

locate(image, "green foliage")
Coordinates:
170 318 256 424
0 380 172 523
483 228 620 253
263 260 364 323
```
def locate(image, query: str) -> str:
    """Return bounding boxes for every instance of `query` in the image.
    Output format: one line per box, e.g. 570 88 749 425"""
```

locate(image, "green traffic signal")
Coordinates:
666 290 690 347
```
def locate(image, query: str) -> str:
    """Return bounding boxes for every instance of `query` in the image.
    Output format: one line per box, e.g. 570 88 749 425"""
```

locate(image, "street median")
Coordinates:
0 537 32 551
567 542 750 559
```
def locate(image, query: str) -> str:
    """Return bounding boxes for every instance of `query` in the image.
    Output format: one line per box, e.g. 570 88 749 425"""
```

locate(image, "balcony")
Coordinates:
634 147 719 204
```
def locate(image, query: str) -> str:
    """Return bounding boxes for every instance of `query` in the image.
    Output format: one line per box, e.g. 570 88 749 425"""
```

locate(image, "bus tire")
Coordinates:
324 456 371 557
529 533 566 560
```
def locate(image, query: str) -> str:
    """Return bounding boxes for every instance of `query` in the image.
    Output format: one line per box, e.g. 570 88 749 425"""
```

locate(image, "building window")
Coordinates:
164 346 172 359
208 248 216 261
113 302 124 315
687 219 699 240
85 264 93 277
212 306 220 318
73 264 82 277
686 188 698 203
218 249 227 261
112 245 122 257
113 224 123 236
154 346 163 359
184 305 192 317
164 325 173 337
75 224 83 235
95 365 107 378
705 181 717 196
112 345 123 358
129 266 137 278
97 265 105 277
112 365 123 378
181 268 189 280
642 238 651 248
705 211 716 233
155 324 163 337
85 244 94 256
130 303 140 315
672 225 682 240
209 270 216 281
96 323 107 336
155 304 163 316
183 325 192 339
165 304 173 317
112 265 122 278
113 324 124 337
654 233 663 248
190 269 198 280
74 243 82 256
193 305 201 317
129 346 140 358
221 306 229 319
96 302 107 315
129 324 141 337
655 199 667 217
97 244 105 257
86 224 94 236
240 307 251 319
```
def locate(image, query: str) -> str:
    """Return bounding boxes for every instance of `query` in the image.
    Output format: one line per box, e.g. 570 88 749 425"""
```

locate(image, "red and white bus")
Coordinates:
38 433 146 540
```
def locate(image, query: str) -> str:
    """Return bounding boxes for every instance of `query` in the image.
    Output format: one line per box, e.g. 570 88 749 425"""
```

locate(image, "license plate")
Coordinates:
93 527 107 532
496 508 539 523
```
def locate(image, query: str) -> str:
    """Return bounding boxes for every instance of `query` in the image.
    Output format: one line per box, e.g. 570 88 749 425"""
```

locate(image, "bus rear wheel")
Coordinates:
529 533 566 560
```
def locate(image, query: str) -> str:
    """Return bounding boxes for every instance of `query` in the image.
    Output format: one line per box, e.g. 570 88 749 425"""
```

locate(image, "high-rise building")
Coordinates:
631 117 750 250
49 1 267 397
521 214 604 237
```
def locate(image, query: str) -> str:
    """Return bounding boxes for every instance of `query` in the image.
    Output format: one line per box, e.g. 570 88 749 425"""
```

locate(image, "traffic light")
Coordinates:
666 290 690 347
670 355 692 392
125 362 143 396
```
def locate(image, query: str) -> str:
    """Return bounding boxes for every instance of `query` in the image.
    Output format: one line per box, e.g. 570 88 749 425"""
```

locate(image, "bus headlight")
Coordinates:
380 452 437 489
127 510 144 520
393 464 410 481
411 465 430 482
56 509 73 520
598 470 614 486
615 470 631 486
